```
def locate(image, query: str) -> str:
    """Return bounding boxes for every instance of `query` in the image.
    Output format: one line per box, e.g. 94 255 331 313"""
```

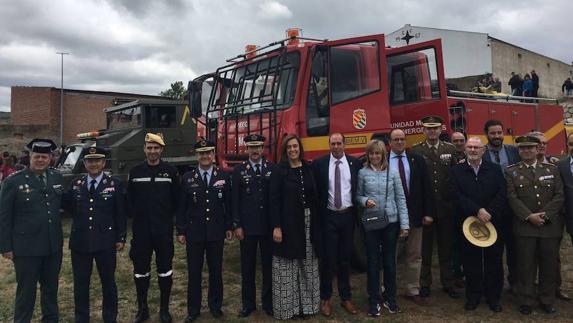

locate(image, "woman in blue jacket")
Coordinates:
356 139 409 317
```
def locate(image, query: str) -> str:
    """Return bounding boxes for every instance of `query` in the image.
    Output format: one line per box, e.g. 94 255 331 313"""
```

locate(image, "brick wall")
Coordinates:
63 92 112 143
11 87 53 126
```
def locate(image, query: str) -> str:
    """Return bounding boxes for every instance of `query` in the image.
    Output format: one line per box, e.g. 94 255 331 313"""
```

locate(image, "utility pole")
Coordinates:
56 52 69 146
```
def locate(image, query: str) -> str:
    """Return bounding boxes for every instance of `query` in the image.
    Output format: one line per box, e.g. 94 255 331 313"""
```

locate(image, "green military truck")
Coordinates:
56 99 197 186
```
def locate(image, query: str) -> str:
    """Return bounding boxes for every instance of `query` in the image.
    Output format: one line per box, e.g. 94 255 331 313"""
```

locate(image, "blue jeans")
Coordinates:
364 222 400 305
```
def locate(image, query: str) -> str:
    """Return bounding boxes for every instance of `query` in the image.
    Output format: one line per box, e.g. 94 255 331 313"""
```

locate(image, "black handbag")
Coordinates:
361 169 390 232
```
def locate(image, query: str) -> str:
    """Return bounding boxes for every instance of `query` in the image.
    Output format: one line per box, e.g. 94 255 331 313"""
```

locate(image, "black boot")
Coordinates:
133 276 150 323
158 275 173 323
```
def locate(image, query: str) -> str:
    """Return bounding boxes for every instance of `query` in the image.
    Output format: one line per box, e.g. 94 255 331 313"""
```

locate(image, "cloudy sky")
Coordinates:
1 0 571 112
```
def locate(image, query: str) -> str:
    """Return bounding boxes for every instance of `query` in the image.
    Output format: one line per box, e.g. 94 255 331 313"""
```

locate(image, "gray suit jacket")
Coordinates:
557 156 573 233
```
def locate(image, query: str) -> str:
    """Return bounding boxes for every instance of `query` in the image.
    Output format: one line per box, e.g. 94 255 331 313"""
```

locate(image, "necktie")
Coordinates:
255 164 261 176
493 150 501 164
38 174 46 186
89 179 96 194
397 155 409 196
430 146 437 156
334 160 342 209
203 171 209 185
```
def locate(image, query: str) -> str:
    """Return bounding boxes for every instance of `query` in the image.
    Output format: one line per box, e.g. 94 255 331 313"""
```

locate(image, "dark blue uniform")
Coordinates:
127 160 179 317
232 160 274 313
177 166 232 317
65 173 127 323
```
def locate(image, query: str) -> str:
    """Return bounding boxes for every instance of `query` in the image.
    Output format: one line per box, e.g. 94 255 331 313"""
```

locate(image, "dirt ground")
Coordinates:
1 218 573 322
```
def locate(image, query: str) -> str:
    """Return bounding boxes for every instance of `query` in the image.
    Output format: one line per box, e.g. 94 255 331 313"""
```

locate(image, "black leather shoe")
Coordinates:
211 309 223 318
159 309 172 323
540 304 556 314
133 308 150 323
185 313 200 322
519 305 532 315
263 308 274 316
238 308 255 318
419 287 430 298
443 288 461 299
464 302 478 311
489 303 502 313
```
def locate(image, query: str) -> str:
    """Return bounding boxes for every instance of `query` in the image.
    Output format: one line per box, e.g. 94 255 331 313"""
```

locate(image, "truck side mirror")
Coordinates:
188 80 203 118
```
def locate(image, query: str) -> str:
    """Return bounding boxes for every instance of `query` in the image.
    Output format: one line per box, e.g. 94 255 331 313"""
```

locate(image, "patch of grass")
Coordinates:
2 218 573 322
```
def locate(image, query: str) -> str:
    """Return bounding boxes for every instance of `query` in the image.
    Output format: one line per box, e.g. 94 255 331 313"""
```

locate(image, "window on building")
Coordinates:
387 47 440 106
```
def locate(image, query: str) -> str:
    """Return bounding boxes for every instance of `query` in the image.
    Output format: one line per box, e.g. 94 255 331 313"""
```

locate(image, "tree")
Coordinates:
159 81 186 99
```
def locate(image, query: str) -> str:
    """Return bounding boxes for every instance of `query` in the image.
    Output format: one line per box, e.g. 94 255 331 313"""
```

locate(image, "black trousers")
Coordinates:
515 236 560 306
71 248 118 323
130 233 174 277
320 210 354 301
13 252 62 323
240 235 272 311
501 214 517 288
186 240 224 315
461 238 503 305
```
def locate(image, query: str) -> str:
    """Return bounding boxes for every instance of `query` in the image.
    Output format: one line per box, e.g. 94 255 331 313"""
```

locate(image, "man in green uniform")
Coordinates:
506 135 564 315
0 139 64 323
412 116 461 299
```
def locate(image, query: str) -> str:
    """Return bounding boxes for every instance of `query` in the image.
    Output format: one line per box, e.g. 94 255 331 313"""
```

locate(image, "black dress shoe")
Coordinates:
159 310 172 323
519 305 532 315
185 313 200 322
540 304 556 314
133 308 150 323
211 309 224 318
443 288 461 299
238 308 255 318
488 303 502 313
263 308 274 316
419 287 430 298
464 302 478 311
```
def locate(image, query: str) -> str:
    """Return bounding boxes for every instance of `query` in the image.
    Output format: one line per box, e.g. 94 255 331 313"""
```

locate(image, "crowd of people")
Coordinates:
508 70 540 97
0 150 29 184
1 116 573 322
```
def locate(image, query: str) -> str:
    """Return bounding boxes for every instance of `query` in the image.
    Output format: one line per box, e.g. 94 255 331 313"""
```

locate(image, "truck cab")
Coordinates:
56 99 197 186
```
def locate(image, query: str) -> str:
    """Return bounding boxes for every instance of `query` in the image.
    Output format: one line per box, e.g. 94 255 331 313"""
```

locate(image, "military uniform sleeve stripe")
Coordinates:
155 178 173 183
132 177 152 182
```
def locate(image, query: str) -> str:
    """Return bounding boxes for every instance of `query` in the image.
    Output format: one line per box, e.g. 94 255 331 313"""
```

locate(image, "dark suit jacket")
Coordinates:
270 161 321 259
177 167 232 242
65 174 127 253
557 156 573 233
483 144 520 166
312 154 360 214
389 149 435 227
449 160 507 229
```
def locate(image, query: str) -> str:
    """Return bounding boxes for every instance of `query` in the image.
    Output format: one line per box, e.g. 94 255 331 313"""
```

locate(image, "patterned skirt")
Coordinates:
272 210 320 320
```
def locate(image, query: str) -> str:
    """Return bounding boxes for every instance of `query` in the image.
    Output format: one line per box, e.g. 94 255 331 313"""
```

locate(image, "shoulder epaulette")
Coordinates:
541 162 557 168
442 141 456 148
507 162 520 169
412 142 423 147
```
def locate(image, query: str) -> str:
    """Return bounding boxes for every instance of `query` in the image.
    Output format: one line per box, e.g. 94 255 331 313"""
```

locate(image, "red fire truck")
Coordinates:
187 30 565 267
188 29 565 167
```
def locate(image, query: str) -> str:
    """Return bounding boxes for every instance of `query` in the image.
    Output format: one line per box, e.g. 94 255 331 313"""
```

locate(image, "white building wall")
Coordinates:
386 24 492 79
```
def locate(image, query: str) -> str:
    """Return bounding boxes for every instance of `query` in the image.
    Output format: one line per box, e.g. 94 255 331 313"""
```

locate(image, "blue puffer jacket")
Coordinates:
355 167 409 230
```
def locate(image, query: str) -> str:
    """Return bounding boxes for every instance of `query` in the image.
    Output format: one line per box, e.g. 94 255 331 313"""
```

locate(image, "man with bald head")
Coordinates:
389 129 433 305
451 132 467 162
449 137 507 312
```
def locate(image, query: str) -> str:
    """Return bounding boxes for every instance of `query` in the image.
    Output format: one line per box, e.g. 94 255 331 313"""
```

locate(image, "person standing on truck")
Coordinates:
412 116 461 299
508 72 522 96
506 135 564 315
177 139 233 322
127 133 180 323
64 146 127 323
232 134 274 318
531 70 540 97
0 139 63 323
312 133 360 317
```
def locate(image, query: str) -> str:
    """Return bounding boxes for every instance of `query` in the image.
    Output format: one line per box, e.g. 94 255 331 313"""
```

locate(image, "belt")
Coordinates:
328 207 353 214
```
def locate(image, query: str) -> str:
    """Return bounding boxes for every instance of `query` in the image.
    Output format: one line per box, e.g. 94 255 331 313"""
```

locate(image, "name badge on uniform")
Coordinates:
218 191 223 199
304 208 311 216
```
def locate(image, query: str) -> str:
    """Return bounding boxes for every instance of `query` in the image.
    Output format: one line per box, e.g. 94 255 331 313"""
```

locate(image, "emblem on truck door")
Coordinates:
352 109 367 130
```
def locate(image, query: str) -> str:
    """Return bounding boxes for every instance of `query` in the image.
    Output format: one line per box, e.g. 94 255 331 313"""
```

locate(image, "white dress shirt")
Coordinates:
328 153 353 210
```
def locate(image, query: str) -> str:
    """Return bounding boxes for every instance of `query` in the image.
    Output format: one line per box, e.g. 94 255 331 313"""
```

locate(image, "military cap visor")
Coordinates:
83 146 108 159
145 133 165 146
244 134 266 147
515 135 541 147
194 139 216 152
421 115 443 128
26 139 57 154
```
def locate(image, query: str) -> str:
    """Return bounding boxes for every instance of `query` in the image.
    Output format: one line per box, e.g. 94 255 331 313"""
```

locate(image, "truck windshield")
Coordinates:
207 52 299 116
107 107 142 130
59 145 83 168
